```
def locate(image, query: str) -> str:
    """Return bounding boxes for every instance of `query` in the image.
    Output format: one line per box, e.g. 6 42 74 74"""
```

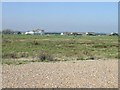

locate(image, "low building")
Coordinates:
45 32 61 35
110 32 118 36
33 29 45 35
85 32 96 36
25 31 34 35
25 29 45 35
61 32 85 36
95 33 107 36
60 32 65 35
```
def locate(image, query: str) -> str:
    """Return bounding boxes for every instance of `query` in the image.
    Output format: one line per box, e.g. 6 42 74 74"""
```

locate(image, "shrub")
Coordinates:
38 51 54 62
77 57 86 60
2 52 17 59
31 41 40 45
2 39 12 43
19 52 29 58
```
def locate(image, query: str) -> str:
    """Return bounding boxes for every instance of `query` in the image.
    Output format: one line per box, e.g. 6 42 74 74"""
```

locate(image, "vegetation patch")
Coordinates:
2 35 118 63
37 51 55 62
2 52 18 59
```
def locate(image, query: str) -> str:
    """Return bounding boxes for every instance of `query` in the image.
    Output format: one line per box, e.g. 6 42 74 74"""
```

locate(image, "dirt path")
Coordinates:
2 60 118 88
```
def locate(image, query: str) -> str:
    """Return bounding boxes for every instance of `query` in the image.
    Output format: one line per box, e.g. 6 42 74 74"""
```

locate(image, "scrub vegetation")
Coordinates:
2 34 118 65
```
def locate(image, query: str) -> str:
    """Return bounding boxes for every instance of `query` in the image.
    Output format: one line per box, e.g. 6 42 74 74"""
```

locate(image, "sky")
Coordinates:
2 2 118 33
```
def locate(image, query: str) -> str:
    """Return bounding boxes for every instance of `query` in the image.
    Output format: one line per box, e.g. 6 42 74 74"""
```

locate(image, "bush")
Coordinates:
2 39 12 43
2 52 17 59
18 52 29 58
38 51 54 62
31 41 40 45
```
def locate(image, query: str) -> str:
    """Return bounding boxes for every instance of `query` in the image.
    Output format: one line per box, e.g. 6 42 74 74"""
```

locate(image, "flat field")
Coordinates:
2 35 118 88
2 35 118 63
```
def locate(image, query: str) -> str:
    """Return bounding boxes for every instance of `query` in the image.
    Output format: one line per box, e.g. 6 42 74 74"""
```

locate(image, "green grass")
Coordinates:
2 34 118 64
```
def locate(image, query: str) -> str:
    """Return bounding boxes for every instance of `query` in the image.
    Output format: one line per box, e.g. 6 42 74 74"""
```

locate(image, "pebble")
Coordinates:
2 60 118 88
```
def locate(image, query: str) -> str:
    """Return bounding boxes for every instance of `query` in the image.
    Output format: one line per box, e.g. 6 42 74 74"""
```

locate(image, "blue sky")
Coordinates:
2 2 118 33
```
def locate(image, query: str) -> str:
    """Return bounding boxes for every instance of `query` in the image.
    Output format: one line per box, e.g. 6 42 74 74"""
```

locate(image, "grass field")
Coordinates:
2 34 118 64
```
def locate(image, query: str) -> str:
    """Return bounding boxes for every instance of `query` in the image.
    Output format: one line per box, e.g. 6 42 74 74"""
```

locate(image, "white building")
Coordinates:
34 29 44 35
85 32 96 35
61 33 64 35
25 29 45 35
25 31 34 35
110 32 118 36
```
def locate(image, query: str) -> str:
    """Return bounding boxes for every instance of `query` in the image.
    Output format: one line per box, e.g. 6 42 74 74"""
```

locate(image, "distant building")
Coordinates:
25 29 45 35
110 32 118 36
45 32 61 35
95 33 107 36
33 29 45 35
72 32 83 36
61 33 64 35
85 32 96 36
25 31 34 35
61 32 85 36
61 32 74 35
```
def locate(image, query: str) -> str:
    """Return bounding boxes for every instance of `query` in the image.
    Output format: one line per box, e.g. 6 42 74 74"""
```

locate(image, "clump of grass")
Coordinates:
18 52 29 58
38 51 54 62
2 52 17 59
77 52 96 61
2 52 29 59
2 39 12 43
31 40 40 45
77 57 86 60
77 56 95 60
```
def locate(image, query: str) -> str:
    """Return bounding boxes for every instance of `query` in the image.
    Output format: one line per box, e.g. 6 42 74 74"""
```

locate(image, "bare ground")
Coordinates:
2 59 118 88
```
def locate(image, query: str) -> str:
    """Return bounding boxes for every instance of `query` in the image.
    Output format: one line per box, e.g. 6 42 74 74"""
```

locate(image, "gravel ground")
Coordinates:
2 60 118 88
